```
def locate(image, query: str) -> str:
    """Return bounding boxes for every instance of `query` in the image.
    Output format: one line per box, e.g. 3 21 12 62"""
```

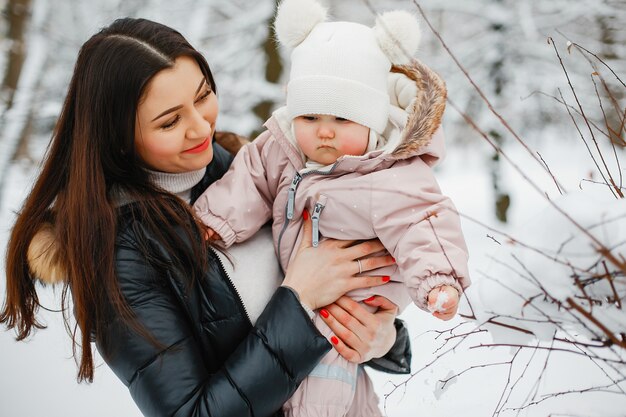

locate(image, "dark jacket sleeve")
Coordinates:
97 228 330 417
190 142 234 203
206 142 234 184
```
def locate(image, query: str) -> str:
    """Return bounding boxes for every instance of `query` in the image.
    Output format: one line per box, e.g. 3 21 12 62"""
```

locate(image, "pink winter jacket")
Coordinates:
194 62 470 311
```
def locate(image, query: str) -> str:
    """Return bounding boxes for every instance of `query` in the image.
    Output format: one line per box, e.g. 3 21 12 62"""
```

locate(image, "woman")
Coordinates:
0 18 410 417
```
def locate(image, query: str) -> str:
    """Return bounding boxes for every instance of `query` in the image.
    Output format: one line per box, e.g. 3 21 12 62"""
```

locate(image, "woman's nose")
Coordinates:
186 109 212 139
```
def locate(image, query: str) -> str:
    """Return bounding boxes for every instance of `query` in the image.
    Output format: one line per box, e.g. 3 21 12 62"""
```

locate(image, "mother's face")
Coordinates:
134 56 218 173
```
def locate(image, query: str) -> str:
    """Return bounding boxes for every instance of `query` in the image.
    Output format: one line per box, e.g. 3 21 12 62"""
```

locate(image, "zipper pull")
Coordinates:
287 173 303 220
311 201 326 247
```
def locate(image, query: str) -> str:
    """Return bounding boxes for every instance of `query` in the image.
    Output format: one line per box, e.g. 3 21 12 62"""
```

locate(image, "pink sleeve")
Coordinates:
371 158 470 311
193 132 277 247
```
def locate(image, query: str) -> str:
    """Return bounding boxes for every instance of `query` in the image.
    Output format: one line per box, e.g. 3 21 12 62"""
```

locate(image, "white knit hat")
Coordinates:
274 0 421 134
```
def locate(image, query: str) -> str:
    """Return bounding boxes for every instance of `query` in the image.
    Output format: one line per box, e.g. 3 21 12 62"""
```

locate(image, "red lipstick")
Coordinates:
184 138 210 154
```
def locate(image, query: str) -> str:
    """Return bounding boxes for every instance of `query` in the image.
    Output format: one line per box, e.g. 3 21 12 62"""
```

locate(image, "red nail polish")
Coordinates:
320 309 329 318
330 336 339 345
382 276 391 282
364 296 376 302
391 257 396 263
303 210 309 220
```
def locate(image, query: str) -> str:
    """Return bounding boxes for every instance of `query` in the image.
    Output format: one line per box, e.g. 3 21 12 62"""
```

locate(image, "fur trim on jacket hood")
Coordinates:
388 61 447 160
27 222 65 284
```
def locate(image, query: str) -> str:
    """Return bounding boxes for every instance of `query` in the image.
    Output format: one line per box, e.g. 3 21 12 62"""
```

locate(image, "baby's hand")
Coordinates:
427 285 459 321
205 227 222 242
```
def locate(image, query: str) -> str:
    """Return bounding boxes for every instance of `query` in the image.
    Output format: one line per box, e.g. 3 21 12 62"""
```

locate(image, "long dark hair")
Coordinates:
0 18 215 382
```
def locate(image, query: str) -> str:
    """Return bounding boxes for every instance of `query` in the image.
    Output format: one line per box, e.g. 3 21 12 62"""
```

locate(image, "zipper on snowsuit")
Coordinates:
286 173 302 220
277 164 339 255
311 196 327 247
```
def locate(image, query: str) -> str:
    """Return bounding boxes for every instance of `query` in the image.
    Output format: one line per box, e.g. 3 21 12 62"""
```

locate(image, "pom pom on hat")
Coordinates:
374 11 421 65
274 0 328 48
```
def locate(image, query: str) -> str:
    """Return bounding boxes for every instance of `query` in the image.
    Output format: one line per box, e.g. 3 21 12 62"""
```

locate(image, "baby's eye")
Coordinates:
335 117 348 122
301 115 318 121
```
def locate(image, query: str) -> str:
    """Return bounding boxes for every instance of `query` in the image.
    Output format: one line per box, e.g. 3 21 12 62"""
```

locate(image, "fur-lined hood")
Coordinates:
387 61 447 160
27 222 65 284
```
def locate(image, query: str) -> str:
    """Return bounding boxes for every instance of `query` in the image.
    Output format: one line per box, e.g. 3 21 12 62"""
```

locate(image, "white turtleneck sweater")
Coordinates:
147 167 287 325
148 167 207 202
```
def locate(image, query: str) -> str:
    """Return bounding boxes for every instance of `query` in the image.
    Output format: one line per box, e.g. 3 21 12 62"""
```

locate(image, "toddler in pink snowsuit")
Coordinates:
194 0 471 415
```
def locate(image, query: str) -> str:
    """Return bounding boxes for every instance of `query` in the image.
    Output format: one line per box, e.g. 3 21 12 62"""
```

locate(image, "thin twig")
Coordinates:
524 333 557 410
487 234 502 245
505 379 626 412
439 359 512 389
501 343 541 415
492 348 521 417
590 74 623 197
597 74 626 144
537 151 565 195
562 35 626 150
525 90 617 143
565 40 626 89
569 341 626 394
557 86 617 198
579 178 625 191
470 344 624 364
602 260 622 309
549 38 619 199
566 297 626 349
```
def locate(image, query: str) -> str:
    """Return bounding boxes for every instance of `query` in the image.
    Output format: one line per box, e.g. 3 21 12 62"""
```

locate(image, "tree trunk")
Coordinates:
488 0 511 222
596 11 625 147
0 0 47 201
1 0 31 109
251 0 283 139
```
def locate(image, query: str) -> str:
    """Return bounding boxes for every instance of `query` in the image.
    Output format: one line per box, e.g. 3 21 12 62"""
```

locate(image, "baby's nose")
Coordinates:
318 126 335 139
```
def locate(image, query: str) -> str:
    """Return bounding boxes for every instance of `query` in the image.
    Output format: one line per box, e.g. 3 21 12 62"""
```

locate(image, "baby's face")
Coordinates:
293 115 369 165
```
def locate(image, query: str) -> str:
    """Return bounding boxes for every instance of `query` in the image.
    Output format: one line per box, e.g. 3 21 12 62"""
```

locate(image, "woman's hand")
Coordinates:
320 296 398 363
282 211 395 310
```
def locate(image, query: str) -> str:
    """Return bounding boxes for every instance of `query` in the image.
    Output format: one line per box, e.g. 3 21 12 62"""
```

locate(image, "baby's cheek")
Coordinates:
341 135 369 156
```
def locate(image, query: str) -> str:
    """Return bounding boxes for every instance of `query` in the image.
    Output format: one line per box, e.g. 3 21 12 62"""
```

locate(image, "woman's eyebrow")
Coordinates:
194 77 207 96
151 78 207 122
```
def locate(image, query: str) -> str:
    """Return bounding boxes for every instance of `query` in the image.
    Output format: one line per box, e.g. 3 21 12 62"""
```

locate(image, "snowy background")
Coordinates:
1 0 625 416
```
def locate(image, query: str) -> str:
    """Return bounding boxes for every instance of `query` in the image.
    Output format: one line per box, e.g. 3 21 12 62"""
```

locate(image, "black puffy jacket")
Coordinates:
96 144 410 417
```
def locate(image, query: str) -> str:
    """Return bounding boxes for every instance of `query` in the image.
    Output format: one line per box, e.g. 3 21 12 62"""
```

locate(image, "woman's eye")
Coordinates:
161 115 180 130
195 89 212 103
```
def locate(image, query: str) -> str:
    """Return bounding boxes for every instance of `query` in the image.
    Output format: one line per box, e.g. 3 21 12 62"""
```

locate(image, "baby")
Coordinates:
194 0 470 415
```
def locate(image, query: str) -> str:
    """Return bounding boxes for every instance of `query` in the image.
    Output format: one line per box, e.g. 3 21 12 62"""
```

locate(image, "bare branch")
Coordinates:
566 297 626 349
